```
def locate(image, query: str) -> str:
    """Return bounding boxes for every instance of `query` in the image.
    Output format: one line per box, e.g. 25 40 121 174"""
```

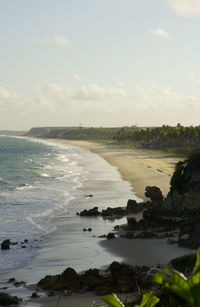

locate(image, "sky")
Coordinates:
1 0 200 130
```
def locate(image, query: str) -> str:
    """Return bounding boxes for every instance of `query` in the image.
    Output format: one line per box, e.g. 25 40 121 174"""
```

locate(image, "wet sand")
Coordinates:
22 140 189 307
54 140 181 199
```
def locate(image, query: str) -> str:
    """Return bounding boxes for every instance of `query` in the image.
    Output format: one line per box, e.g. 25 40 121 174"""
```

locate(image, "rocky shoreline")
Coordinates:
1 153 200 305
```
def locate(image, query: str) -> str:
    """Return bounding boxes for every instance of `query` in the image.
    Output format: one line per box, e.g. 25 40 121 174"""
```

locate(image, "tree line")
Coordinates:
114 124 200 148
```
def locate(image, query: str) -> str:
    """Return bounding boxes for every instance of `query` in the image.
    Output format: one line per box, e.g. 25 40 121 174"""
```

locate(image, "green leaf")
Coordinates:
101 293 125 307
135 292 159 307
190 283 200 307
166 269 193 305
192 248 200 276
153 271 168 285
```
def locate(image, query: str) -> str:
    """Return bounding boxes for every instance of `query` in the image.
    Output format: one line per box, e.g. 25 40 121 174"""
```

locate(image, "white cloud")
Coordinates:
41 35 71 46
74 84 127 101
149 28 170 39
168 0 200 17
72 74 82 81
184 72 200 80
2 83 200 128
133 85 198 112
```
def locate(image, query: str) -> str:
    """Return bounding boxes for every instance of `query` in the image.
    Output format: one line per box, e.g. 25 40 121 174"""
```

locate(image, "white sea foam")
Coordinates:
0 137 87 273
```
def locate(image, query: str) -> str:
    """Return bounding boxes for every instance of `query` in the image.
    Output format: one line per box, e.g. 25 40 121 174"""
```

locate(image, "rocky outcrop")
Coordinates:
37 262 152 295
164 154 200 212
78 206 126 218
0 293 21 305
78 207 101 217
126 199 143 215
1 239 11 250
145 186 164 206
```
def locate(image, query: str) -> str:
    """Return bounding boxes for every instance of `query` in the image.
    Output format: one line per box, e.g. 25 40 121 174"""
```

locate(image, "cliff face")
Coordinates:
164 154 200 212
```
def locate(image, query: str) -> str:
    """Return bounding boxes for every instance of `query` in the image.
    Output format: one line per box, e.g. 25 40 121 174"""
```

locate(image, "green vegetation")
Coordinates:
100 249 200 307
170 152 200 193
170 254 196 273
26 126 138 140
114 124 200 151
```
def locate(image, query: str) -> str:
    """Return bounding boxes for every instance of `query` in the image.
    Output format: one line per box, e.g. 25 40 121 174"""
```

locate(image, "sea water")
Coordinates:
0 136 140 276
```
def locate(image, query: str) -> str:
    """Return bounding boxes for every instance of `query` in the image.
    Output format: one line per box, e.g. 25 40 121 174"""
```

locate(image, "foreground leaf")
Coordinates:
192 248 200 276
135 292 159 307
101 293 125 307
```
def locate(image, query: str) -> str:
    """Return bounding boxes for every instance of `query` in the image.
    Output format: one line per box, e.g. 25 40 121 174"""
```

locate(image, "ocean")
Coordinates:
0 136 140 281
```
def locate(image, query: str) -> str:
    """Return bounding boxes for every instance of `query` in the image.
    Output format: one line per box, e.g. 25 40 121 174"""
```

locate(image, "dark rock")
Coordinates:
88 228 92 232
31 292 39 298
164 154 200 212
178 216 200 248
1 239 11 250
24 239 28 243
106 233 115 239
114 225 120 230
14 281 26 287
0 293 21 305
170 253 196 273
85 194 93 197
83 228 87 231
145 186 164 206
102 207 125 218
127 217 138 230
21 246 26 248
7 278 15 283
98 235 106 238
79 207 100 217
126 199 143 215
11 242 18 245
135 231 158 239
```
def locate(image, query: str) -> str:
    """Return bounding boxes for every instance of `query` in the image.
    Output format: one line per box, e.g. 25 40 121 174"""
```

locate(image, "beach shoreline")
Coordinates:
51 139 180 199
5 138 190 307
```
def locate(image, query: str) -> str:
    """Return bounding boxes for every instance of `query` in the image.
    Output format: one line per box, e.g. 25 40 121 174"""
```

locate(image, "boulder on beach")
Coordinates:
145 186 164 206
106 232 115 239
1 239 11 250
79 207 101 217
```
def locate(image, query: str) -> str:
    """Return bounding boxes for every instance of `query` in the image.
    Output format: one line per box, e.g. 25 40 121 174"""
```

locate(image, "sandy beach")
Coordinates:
14 140 189 307
55 140 181 199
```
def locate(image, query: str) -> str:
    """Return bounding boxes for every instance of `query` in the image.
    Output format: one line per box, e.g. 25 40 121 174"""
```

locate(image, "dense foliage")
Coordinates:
114 124 200 149
170 152 200 193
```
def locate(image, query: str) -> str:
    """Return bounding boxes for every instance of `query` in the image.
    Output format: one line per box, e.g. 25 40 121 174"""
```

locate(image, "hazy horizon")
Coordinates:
1 0 200 129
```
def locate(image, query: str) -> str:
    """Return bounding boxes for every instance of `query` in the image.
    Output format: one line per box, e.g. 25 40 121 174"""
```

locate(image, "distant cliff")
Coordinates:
25 126 135 140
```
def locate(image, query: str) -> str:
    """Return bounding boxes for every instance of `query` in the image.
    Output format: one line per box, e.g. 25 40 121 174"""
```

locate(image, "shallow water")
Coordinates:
0 136 140 291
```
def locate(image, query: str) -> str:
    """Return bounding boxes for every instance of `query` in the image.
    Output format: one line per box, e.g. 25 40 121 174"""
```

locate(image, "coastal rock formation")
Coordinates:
126 199 143 215
145 186 164 206
164 154 200 213
0 293 21 305
78 207 101 217
78 206 126 218
37 262 152 295
1 239 11 250
106 232 115 239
